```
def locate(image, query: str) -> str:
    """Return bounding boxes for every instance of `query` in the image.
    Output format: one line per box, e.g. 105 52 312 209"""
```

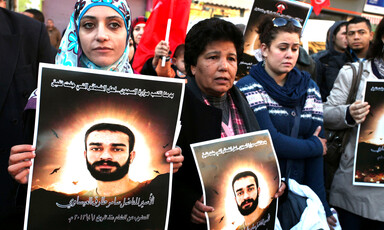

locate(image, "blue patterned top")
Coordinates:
236 63 332 217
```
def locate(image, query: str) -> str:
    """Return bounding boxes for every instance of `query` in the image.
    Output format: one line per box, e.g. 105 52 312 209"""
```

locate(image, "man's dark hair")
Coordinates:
184 18 244 77
347 16 372 32
24 9 45 23
232 171 259 193
367 17 384 60
84 123 135 152
257 15 302 49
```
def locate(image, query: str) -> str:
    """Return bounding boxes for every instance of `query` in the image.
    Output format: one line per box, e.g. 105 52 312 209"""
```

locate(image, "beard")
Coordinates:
86 157 130 182
237 196 259 216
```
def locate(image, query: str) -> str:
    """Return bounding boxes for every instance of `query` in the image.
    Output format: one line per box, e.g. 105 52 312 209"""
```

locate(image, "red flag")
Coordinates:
311 0 330 15
132 0 191 73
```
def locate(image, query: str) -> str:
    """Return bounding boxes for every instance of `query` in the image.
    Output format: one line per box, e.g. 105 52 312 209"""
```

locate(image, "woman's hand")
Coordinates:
313 126 327 156
152 40 170 67
274 181 286 198
8 145 36 184
349 100 370 124
191 196 214 224
327 215 337 230
165 147 184 173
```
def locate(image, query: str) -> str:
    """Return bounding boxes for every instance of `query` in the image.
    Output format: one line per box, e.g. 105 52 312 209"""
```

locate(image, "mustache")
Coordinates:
241 198 255 208
91 160 120 168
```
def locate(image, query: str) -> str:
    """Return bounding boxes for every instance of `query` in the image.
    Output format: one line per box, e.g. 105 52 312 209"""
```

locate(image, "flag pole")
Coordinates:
161 0 174 67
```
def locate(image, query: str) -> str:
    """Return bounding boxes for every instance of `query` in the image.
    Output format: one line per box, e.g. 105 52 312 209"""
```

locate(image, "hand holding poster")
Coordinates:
24 64 185 229
354 80 384 186
191 130 280 230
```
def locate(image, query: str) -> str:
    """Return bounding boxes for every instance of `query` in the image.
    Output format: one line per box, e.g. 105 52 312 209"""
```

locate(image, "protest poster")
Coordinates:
238 0 312 79
24 63 185 229
191 130 280 230
353 80 384 187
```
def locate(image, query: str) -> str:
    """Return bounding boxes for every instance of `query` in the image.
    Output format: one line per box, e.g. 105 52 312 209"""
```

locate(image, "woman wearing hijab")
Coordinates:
129 16 147 65
8 0 183 199
56 0 133 73
131 16 147 47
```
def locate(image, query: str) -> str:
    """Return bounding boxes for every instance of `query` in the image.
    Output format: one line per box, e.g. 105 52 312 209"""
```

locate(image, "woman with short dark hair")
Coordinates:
170 18 285 229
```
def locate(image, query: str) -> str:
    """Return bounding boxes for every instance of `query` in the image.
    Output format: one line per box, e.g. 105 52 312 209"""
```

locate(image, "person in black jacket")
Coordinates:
0 7 56 228
168 18 284 230
319 17 373 102
312 21 348 102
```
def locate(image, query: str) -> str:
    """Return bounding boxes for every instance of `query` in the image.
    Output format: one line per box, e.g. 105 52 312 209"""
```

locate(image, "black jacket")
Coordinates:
0 8 55 228
169 77 260 229
311 21 354 102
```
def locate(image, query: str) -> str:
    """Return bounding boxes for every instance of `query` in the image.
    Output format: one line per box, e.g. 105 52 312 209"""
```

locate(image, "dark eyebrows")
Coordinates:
247 184 255 189
88 142 102 146
81 15 96 21
348 28 368 33
205 51 237 57
87 142 127 147
205 51 220 56
106 16 124 21
278 42 300 46
81 15 123 21
236 183 255 193
229 52 237 58
111 143 127 147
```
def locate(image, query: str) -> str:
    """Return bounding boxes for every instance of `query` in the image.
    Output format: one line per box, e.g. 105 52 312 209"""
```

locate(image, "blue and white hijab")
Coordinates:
26 0 133 111
56 0 133 73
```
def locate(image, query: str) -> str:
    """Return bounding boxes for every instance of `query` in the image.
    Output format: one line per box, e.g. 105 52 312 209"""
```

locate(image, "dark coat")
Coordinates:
311 21 358 102
169 77 260 229
0 8 55 227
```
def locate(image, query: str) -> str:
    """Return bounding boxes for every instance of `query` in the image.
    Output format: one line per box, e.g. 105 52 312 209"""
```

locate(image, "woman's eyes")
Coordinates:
80 21 123 30
207 56 237 62
109 22 122 29
228 57 237 62
82 22 94 29
278 46 299 52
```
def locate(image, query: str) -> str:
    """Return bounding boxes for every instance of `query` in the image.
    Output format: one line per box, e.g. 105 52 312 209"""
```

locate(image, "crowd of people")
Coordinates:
1 0 384 229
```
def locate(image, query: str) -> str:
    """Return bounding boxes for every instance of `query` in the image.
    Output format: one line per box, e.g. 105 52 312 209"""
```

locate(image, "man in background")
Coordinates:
46 18 61 50
0 0 6 8
345 16 373 63
22 8 45 23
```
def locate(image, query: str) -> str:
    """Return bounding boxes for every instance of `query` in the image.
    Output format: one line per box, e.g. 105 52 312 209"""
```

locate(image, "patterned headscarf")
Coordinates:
56 0 133 73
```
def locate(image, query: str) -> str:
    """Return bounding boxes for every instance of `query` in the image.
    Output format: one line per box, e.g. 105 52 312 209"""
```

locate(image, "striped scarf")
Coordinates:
203 92 246 138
